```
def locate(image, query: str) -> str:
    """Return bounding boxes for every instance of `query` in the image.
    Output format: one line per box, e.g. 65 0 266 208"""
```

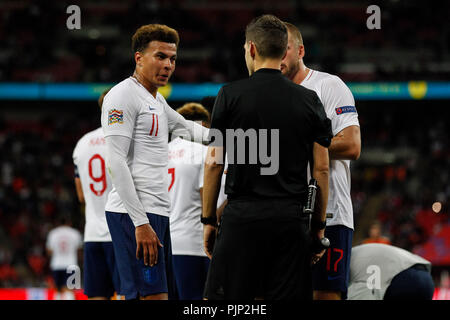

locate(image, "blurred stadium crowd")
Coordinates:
1 0 450 84
0 0 449 288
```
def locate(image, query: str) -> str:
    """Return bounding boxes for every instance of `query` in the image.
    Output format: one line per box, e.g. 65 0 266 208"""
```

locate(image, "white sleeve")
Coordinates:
320 75 359 136
101 88 138 139
105 135 149 227
164 102 210 144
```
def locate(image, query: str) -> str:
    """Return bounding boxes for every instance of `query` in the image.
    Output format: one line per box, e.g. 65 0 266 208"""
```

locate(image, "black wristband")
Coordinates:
201 216 217 226
311 219 326 230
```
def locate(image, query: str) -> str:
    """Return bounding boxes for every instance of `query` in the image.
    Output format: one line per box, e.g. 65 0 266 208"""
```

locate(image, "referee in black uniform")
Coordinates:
201 14 333 300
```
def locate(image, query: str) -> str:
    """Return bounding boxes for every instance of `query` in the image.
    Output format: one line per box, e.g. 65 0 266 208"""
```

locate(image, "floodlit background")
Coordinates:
0 0 449 299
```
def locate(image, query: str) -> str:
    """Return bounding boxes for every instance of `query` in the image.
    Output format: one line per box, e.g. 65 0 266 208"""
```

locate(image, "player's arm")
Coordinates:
321 76 361 161
310 142 329 265
309 91 333 263
165 102 210 145
72 149 85 204
312 142 329 230
216 199 228 224
102 92 161 267
105 136 162 267
202 146 225 259
74 176 85 204
200 188 228 225
329 125 361 160
201 87 228 258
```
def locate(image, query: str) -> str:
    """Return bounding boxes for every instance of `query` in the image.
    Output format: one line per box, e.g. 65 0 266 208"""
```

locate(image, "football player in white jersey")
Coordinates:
73 89 121 300
46 216 82 300
168 102 227 300
281 22 361 300
101 24 209 300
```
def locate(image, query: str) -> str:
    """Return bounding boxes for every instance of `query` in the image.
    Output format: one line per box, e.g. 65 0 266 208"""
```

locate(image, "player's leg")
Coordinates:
83 242 115 300
102 241 123 300
312 225 353 300
140 214 176 301
57 270 74 300
106 211 173 300
173 255 210 300
51 270 64 300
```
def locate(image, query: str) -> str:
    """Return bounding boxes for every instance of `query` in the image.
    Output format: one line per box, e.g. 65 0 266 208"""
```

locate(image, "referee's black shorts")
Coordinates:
204 198 312 300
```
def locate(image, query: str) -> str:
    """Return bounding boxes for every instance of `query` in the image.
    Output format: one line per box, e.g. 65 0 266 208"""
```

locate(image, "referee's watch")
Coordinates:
200 216 217 227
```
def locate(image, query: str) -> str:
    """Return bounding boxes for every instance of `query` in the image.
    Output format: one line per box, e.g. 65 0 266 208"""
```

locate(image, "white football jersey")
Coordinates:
101 77 209 220
168 137 226 256
301 69 360 229
46 226 82 270
348 244 431 300
73 127 112 242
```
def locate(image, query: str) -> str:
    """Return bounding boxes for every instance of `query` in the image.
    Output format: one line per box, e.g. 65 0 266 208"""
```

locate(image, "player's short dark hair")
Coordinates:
98 88 111 110
176 102 210 124
132 24 180 53
245 14 288 59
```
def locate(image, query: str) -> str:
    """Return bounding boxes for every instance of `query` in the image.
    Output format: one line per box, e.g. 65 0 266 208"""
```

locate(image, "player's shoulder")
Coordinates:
77 127 103 144
74 127 103 154
104 77 137 103
313 70 350 91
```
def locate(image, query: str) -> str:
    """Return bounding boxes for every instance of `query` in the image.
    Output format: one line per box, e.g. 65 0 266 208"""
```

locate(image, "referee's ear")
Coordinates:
249 41 256 59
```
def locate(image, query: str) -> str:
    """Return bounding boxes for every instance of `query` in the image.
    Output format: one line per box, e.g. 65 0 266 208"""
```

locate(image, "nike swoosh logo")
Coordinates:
149 106 156 111
327 275 341 281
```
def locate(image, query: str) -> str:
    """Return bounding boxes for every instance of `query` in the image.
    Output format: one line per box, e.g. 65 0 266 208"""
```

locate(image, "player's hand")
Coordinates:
203 224 217 259
135 223 163 267
311 229 326 265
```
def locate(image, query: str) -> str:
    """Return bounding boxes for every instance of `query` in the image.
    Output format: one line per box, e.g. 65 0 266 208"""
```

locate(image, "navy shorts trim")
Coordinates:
312 225 353 299
83 241 121 298
52 270 70 290
106 211 176 300
172 255 210 300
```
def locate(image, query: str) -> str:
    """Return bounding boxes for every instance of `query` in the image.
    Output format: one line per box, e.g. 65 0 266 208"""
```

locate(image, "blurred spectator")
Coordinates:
362 221 391 245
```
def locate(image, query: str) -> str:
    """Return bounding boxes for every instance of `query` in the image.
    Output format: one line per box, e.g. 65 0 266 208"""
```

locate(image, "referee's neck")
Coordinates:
253 59 282 73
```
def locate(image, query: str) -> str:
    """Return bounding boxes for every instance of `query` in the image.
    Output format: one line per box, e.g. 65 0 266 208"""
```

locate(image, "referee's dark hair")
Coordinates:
245 14 288 59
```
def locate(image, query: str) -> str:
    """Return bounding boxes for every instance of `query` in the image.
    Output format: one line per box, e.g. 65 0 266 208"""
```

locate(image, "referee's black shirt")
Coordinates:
210 68 332 203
